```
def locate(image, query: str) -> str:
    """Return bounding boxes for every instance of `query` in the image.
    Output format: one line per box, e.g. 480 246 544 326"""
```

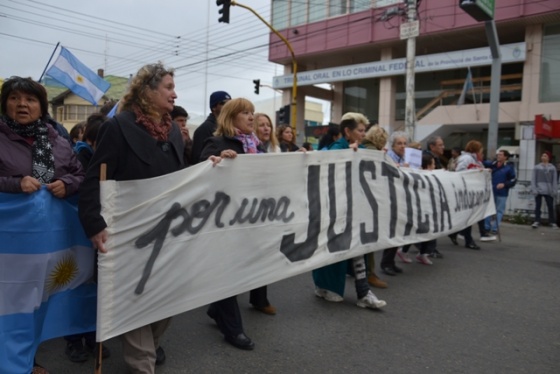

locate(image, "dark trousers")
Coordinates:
207 296 244 337
381 247 398 268
535 194 556 224
64 332 96 344
401 244 412 253
477 220 488 236
460 226 476 246
249 286 269 308
418 239 436 255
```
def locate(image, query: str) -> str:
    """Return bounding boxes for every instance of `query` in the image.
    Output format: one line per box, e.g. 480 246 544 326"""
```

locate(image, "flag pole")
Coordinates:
94 163 107 374
38 42 60 82
468 67 480 121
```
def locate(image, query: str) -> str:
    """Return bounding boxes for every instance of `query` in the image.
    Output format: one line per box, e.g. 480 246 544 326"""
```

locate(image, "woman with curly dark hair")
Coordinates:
79 62 185 373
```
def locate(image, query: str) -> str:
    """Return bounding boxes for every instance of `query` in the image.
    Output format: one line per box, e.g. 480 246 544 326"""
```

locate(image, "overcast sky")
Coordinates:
0 0 284 119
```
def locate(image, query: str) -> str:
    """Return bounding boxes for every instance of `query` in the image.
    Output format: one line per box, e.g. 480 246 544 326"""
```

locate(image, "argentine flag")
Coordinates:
457 67 475 106
46 46 111 106
0 189 97 373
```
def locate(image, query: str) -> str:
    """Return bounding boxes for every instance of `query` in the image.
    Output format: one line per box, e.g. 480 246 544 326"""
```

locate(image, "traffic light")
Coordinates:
217 0 231 23
253 79 260 95
276 104 291 125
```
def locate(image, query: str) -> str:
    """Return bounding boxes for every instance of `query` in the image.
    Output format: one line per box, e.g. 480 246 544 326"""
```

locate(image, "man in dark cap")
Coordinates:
191 91 231 164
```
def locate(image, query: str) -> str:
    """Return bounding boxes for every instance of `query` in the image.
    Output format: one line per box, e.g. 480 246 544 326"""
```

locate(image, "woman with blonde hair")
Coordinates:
255 112 280 153
79 62 185 372
362 124 388 151
341 111 369 126
201 98 277 351
361 124 389 288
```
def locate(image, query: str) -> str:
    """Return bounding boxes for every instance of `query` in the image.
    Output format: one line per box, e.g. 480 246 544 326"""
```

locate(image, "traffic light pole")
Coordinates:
230 1 298 132
485 19 501 160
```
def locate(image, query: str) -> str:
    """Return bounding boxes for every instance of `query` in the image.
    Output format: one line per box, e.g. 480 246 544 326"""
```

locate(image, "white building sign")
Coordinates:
272 43 526 89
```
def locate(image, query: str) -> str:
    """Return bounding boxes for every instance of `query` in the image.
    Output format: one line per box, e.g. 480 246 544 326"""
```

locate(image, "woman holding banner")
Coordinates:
312 114 387 310
362 124 390 288
0 77 85 374
0 77 84 197
79 62 185 373
455 140 484 250
199 97 272 350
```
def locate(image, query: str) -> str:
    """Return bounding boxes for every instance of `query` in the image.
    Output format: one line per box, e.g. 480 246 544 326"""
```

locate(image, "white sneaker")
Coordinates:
416 254 433 265
457 234 465 241
532 222 539 228
551 223 559 230
396 247 412 263
356 290 386 309
315 288 343 302
480 234 497 242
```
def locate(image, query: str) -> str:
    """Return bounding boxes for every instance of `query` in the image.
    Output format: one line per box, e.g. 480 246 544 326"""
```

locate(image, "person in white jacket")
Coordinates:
531 151 558 229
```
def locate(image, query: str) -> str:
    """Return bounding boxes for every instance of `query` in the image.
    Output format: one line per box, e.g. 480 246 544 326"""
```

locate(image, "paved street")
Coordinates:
37 222 560 373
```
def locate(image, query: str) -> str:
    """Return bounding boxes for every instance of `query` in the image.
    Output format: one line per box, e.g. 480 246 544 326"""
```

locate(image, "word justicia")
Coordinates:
132 160 489 294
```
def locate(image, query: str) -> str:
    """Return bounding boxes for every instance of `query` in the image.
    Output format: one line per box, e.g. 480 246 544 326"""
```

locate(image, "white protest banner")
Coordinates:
97 149 494 341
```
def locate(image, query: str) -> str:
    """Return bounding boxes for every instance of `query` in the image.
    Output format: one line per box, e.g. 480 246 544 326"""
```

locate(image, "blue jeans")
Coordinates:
534 194 556 224
485 195 508 232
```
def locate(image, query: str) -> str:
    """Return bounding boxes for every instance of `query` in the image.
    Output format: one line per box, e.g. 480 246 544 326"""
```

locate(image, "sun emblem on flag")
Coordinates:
46 254 79 293
76 75 84 84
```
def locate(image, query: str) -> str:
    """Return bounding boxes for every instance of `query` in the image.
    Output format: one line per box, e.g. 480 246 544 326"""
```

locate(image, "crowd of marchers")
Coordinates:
1 62 558 374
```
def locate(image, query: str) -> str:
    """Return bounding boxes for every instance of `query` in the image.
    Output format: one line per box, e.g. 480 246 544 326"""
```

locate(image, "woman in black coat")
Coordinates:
79 62 184 372
200 97 271 351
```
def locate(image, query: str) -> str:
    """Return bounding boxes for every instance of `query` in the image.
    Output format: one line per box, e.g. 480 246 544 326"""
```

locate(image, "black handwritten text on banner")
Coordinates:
97 149 493 341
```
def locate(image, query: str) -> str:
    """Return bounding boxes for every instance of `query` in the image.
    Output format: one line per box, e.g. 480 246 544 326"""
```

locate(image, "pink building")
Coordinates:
268 0 560 176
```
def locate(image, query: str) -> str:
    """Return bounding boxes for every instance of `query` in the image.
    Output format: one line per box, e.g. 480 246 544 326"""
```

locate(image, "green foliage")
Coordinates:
506 211 531 225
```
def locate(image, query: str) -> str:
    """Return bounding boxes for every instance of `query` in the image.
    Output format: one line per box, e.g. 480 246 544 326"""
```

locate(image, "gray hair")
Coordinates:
426 136 442 150
389 131 409 147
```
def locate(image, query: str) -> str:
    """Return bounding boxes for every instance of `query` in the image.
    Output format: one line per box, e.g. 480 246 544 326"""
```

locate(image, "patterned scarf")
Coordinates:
133 106 172 141
3 115 55 183
234 129 261 154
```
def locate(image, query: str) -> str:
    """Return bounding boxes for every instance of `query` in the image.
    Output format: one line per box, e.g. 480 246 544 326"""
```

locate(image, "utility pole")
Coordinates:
403 0 418 141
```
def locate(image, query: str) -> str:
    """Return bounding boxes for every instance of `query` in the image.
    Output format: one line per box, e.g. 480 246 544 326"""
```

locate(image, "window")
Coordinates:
272 0 289 30
291 0 307 26
329 0 347 18
309 1 327 22
343 78 379 123
350 0 371 13
272 0 370 29
540 23 560 103
64 105 96 121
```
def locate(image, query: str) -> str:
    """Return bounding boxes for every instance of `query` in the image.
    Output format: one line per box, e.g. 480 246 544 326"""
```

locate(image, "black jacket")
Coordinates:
79 110 185 237
200 135 245 161
191 113 217 164
199 135 268 161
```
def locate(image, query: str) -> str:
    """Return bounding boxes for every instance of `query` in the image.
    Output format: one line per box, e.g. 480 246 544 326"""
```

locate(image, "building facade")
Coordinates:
268 0 560 216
